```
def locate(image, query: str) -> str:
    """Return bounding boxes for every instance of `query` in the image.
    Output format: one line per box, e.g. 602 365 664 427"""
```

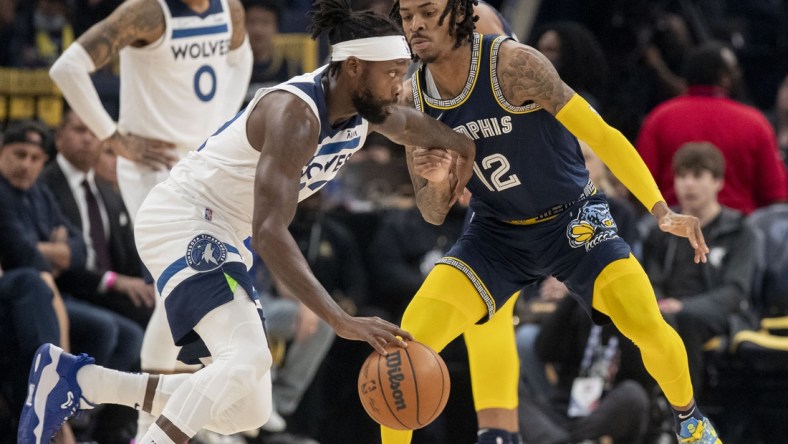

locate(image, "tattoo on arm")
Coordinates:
497 44 574 115
405 146 453 224
78 0 165 68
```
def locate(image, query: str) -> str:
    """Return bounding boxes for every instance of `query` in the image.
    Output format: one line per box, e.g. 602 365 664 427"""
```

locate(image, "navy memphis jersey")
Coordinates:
412 34 591 223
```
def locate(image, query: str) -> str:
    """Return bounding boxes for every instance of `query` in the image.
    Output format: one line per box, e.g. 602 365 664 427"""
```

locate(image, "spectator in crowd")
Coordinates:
637 41 788 214
515 278 568 400
643 142 759 396
72 0 122 37
532 21 609 110
520 296 654 444
41 107 154 328
0 268 64 439
15 0 75 68
244 0 301 104
639 12 693 110
94 143 119 188
0 0 15 65
0 178 70 440
38 107 152 442
0 120 143 443
0 119 142 388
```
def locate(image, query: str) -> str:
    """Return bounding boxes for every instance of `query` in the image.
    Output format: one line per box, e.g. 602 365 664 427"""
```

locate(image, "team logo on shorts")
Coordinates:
186 234 227 271
566 202 618 250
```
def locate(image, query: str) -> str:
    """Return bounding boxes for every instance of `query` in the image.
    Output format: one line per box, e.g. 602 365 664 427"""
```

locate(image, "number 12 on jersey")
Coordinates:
473 153 521 192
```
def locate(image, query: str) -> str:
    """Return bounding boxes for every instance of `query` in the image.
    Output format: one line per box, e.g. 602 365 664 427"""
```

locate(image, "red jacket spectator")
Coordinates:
637 43 788 214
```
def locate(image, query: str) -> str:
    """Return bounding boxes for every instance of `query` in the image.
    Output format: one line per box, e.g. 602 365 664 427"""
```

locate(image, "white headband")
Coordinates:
330 36 412 62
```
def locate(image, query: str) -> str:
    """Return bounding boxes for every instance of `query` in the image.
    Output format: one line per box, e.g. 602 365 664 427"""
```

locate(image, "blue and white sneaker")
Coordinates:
677 416 722 443
17 343 95 444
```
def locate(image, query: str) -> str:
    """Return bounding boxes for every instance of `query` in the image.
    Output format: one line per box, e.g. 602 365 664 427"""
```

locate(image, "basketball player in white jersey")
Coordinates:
49 1 253 438
20 2 475 443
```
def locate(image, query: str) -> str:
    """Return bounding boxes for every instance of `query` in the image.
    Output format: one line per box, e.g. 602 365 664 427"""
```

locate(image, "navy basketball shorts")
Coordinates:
438 195 631 323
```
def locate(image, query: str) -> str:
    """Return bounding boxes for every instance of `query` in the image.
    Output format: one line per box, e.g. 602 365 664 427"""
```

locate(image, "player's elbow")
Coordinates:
251 223 277 253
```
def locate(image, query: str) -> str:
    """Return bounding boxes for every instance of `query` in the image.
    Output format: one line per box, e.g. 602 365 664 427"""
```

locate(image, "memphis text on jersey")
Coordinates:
453 116 513 140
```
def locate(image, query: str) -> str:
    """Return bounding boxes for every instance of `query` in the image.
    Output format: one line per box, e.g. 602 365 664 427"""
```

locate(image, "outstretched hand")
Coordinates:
656 207 709 263
103 132 178 170
333 315 414 355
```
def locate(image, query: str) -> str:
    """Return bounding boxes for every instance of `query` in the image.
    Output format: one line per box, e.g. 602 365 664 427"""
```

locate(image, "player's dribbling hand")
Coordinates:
104 132 178 170
655 205 709 263
334 316 414 355
412 147 452 183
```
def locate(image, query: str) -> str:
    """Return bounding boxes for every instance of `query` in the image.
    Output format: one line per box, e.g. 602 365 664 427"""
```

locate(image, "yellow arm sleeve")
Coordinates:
555 94 664 212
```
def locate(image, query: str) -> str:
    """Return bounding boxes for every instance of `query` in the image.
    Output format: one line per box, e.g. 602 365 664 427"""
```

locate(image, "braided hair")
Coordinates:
309 0 404 74
390 0 478 49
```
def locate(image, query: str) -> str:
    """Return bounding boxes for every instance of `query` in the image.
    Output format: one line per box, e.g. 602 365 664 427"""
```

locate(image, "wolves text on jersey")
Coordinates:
300 152 355 191
171 39 230 61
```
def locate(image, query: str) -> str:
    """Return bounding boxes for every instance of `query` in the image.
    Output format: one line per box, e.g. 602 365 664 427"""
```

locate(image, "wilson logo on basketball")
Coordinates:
386 351 407 410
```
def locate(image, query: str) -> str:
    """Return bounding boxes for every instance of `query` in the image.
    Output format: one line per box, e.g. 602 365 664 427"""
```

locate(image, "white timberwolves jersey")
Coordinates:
119 0 237 154
168 67 369 233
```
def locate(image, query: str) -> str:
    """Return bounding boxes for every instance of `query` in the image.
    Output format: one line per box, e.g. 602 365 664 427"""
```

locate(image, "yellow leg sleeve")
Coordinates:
381 264 488 444
464 294 519 411
592 255 693 407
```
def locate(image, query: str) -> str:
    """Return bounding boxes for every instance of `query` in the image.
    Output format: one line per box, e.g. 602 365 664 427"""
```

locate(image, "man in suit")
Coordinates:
40 107 155 328
2 119 145 443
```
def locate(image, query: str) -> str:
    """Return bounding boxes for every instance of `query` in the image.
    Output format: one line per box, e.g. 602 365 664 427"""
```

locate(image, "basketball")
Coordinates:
357 340 450 430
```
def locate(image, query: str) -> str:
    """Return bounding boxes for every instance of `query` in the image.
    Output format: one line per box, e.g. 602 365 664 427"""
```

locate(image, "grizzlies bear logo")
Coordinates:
567 202 618 250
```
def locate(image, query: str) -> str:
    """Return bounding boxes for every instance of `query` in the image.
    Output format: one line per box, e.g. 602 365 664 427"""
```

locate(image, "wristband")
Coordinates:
100 271 118 293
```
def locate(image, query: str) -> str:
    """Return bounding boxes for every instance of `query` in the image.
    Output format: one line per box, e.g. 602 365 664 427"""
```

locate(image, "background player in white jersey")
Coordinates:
48 1 253 438
19 2 476 443
50 0 252 218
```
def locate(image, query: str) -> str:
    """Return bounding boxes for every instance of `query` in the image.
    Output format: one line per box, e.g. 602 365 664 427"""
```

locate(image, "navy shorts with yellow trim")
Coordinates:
439 194 630 323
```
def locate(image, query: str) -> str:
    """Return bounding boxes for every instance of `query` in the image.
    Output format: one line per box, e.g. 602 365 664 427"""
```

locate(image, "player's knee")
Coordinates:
224 344 271 390
209 371 272 433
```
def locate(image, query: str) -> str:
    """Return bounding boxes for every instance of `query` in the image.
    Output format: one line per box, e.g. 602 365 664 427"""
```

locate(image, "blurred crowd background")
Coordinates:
1 0 787 443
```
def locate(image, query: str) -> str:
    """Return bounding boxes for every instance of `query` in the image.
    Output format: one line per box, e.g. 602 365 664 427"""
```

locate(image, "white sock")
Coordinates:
136 411 156 444
76 364 147 409
136 374 191 442
138 422 176 444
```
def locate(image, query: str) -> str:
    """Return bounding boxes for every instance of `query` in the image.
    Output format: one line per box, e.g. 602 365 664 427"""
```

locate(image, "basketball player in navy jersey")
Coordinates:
413 2 530 443
387 1 722 443
19 2 476 444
